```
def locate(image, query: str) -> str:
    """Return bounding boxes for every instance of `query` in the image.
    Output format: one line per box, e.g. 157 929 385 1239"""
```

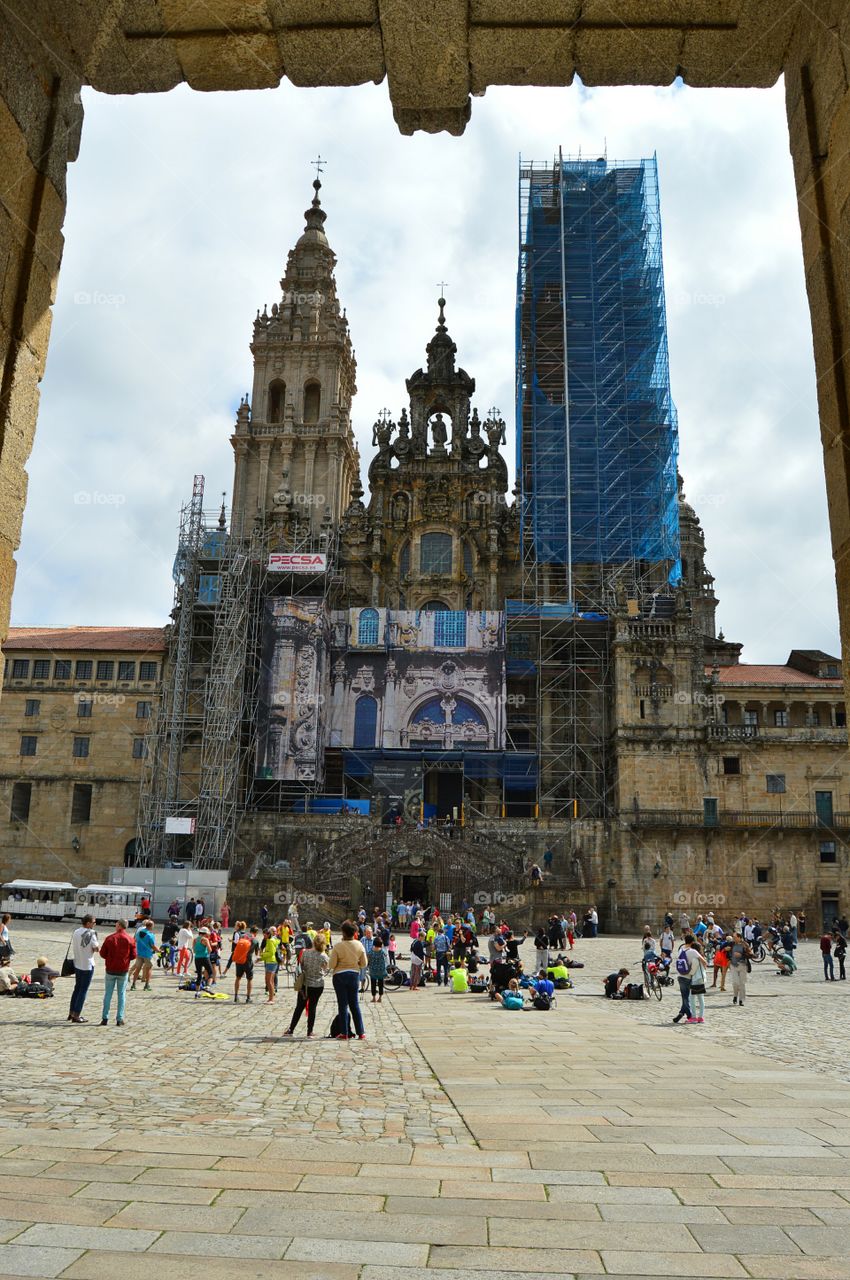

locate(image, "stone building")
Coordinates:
133 184 849 932
0 627 164 883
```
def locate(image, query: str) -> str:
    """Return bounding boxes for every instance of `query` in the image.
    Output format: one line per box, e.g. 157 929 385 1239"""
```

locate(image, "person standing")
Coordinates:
130 919 157 991
369 935 388 1002
434 926 450 986
728 931 752 1006
534 926 549 974
833 928 847 980
229 928 258 1002
194 898 205 926
711 935 730 991
260 903 269 929
789 910 798 946
193 927 214 995
220 900 230 929
260 928 279 1003
688 944 708 1024
284 934 329 1038
99 919 136 1026
185 897 196 924
176 922 194 975
820 930 835 981
328 920 367 1039
68 914 99 1023
409 933 426 990
672 934 698 1025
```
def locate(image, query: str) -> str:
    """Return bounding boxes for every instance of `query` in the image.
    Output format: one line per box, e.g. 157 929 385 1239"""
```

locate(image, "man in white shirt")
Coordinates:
176 924 194 975
68 914 99 1023
789 911 798 945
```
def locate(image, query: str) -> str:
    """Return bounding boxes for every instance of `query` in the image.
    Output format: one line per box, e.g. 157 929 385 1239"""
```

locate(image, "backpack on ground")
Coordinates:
625 982 645 1000
532 991 552 1011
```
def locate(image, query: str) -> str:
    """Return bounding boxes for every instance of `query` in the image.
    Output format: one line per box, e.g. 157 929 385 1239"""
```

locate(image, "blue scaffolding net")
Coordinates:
516 154 681 589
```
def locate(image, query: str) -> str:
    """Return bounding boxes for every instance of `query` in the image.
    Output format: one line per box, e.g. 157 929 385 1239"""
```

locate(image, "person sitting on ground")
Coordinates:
30 956 60 991
603 968 630 999
449 959 469 993
500 978 525 1009
547 956 570 986
0 959 19 993
534 969 555 999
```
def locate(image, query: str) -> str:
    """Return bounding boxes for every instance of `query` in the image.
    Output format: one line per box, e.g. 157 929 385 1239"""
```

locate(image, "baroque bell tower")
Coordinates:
231 173 360 536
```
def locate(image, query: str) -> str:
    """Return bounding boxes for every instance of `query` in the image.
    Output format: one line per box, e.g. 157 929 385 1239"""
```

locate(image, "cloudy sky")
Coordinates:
12 75 838 663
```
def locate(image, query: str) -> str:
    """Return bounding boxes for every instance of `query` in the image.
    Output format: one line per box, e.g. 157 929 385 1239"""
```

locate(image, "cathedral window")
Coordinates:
303 381 321 423
353 695 378 748
420 532 452 575
268 380 285 423
399 541 410 578
435 611 466 647
357 609 379 646
463 540 474 576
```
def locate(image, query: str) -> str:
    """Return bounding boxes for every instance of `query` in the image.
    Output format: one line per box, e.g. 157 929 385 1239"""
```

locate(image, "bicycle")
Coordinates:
643 959 664 1001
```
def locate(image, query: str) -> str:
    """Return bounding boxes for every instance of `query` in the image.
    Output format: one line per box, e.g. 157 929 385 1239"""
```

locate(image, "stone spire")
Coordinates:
230 170 359 537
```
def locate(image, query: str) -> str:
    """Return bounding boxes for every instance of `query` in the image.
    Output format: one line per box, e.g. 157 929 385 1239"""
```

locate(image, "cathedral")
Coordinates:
4 175 845 932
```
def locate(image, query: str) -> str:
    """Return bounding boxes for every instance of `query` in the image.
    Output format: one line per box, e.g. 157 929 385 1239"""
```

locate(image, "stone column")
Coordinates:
785 12 850 694
257 442 272 514
0 28 83 646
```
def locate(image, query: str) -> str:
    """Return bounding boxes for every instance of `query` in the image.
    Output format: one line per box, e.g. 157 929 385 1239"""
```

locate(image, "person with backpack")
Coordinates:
672 934 701 1024
820 930 835 981
532 969 555 1009
687 943 708 1024
368 935 388 1002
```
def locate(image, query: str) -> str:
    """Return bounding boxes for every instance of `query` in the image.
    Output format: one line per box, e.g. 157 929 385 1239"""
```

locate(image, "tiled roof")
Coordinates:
708 663 843 688
5 626 166 653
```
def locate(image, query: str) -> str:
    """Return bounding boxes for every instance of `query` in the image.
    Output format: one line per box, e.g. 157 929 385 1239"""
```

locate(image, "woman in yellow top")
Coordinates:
328 921 368 1040
261 928 280 1003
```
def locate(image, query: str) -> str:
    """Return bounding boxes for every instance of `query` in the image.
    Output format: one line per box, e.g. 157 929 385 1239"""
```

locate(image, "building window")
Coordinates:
420 532 452 575
463 540 474 576
20 735 37 757
357 609 379 646
139 662 157 681
54 660 71 679
806 709 821 726
756 867 770 884
24 699 40 717
118 661 135 681
10 781 31 822
820 841 837 864
722 757 741 775
766 774 786 794
268 379 285 423
353 695 378 749
303 381 321 423
837 710 847 728
77 698 92 719
33 660 50 679
96 660 114 680
72 736 90 759
826 664 840 678
743 709 759 727
774 709 789 727
71 782 92 823
132 737 147 759
136 701 151 720
399 542 410 579
75 660 92 679
11 659 29 679
435 611 467 647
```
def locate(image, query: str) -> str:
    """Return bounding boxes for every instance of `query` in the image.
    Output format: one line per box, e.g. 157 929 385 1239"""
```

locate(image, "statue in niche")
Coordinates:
391 492 410 523
430 412 448 452
272 467 292 510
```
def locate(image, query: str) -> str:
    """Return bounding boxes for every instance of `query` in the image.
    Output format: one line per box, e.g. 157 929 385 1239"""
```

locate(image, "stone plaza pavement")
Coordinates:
2 920 850 1279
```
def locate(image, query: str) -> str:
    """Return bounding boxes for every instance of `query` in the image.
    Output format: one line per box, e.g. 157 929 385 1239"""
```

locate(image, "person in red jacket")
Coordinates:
99 920 136 1026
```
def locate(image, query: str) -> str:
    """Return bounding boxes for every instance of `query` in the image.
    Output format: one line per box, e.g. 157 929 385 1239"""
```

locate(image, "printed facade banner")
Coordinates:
256 597 329 781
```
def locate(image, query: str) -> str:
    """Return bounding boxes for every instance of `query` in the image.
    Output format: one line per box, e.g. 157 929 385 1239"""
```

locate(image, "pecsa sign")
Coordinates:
267 552 328 573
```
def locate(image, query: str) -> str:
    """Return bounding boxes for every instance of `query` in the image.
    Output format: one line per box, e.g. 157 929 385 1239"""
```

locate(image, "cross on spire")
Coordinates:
311 155 326 179
436 280 449 297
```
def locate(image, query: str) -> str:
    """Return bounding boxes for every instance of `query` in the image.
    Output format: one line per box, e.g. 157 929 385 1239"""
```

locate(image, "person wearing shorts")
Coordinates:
230 930 258 1003
261 929 280 1003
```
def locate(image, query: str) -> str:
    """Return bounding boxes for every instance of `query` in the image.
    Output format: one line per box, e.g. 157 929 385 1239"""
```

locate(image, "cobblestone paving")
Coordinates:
3 917 850 1279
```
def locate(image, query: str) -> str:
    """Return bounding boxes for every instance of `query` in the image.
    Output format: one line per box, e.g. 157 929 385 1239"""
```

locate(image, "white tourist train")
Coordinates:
74 884 147 923
0 879 76 919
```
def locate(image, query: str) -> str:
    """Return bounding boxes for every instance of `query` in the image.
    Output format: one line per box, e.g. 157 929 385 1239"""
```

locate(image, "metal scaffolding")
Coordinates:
137 476 342 870
516 153 681 610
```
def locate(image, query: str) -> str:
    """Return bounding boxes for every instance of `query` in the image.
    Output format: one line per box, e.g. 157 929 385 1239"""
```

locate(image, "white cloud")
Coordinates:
13 77 837 661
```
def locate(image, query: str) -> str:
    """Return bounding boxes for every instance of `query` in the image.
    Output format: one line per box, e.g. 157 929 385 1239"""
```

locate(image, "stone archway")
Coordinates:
2 4 850 694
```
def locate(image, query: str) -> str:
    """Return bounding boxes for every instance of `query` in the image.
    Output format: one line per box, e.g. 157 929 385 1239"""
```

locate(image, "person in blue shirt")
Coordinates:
130 919 157 991
694 916 708 940
433 927 450 986
533 970 555 999
444 921 455 947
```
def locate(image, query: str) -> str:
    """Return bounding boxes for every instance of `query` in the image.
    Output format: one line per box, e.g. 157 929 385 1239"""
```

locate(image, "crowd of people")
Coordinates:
603 905 850 1025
